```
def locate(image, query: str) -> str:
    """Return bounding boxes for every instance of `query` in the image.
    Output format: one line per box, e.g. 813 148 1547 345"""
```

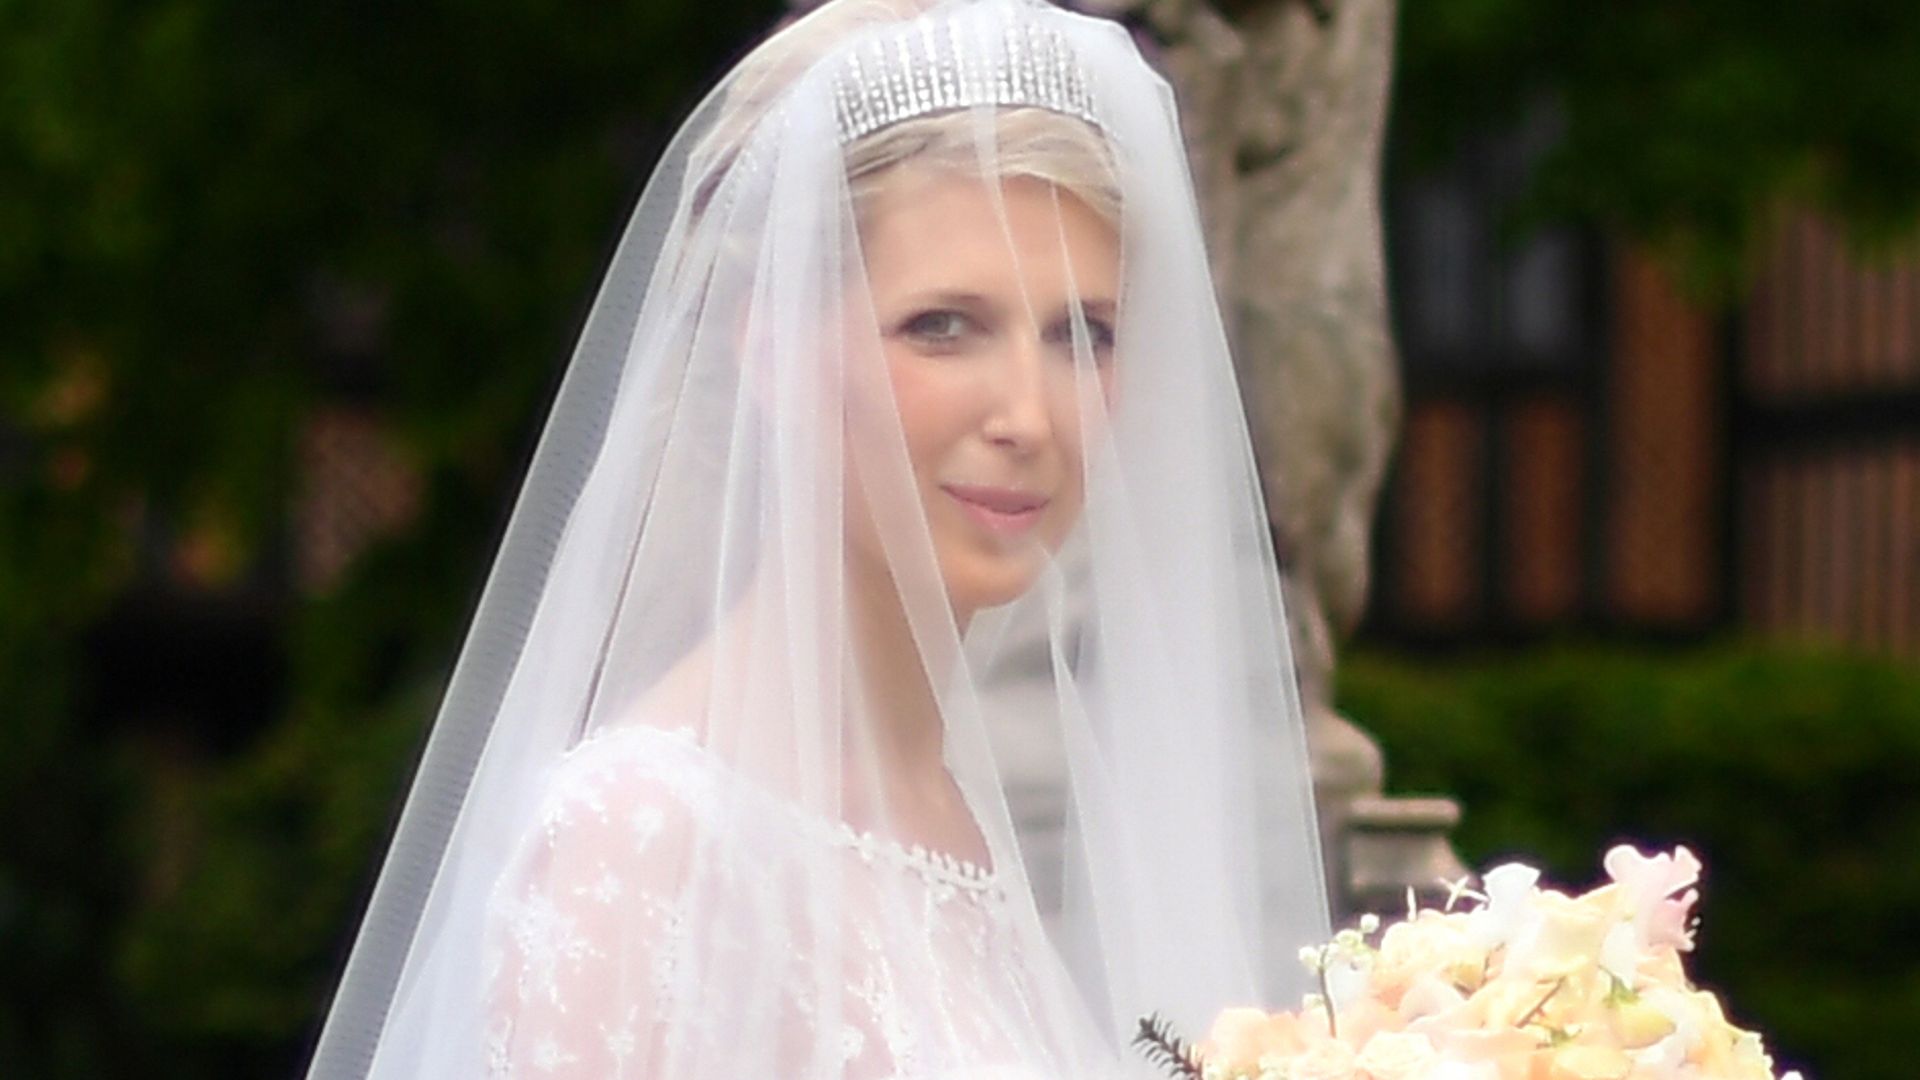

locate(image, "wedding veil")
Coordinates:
305 0 1329 1075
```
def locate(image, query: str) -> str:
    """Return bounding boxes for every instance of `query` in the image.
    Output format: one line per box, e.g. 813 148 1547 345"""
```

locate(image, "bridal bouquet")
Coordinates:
1139 846 1801 1080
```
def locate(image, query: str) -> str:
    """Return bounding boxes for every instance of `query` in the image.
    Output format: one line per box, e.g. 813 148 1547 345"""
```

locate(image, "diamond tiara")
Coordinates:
829 13 1104 145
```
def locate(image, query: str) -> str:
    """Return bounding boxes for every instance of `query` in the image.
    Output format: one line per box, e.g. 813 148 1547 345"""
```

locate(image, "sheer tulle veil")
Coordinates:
305 0 1329 1075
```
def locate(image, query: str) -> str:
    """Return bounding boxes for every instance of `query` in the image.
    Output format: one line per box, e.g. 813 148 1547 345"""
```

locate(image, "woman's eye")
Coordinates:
1046 314 1117 360
1084 317 1116 352
900 310 974 347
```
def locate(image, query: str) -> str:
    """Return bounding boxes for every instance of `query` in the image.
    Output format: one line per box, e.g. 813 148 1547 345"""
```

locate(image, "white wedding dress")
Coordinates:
483 725 1106 1080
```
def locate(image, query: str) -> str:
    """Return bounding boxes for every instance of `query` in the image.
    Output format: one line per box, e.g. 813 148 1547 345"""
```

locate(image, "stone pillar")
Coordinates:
1125 0 1465 918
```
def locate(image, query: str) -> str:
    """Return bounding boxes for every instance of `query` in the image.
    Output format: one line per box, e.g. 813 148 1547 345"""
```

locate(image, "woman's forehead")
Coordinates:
858 171 1120 300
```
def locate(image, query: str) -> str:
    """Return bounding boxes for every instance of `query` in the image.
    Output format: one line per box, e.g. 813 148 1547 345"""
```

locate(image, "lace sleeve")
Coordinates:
481 733 715 1080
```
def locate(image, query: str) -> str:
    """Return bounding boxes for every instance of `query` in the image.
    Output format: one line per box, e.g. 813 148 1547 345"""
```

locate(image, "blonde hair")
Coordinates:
844 106 1122 228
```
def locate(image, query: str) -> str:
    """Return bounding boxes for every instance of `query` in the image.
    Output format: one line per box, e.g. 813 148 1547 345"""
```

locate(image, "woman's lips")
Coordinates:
942 483 1049 535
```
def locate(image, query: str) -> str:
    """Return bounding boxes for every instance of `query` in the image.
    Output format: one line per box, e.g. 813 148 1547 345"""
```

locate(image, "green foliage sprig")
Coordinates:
1133 1013 1204 1080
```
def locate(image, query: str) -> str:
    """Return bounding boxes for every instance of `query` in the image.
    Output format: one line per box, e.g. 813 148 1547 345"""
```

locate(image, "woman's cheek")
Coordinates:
891 359 981 463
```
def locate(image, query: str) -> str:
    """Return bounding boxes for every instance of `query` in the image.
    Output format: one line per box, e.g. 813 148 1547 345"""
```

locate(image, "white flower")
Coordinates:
1437 874 1483 912
1465 862 1540 951
507 893 597 1005
1323 952 1373 1017
1598 921 1640 983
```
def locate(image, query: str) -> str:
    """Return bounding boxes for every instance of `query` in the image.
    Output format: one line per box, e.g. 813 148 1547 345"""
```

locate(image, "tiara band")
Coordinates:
830 13 1104 144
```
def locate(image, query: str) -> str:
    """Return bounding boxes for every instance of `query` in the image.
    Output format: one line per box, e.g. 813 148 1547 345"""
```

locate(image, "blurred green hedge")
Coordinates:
1337 643 1920 1080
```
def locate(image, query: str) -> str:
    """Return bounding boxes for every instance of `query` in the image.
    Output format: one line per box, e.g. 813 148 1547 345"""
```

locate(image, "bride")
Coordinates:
305 0 1329 1076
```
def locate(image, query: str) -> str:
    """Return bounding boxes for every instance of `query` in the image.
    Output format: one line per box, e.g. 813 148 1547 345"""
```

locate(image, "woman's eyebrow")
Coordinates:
1052 297 1117 323
898 289 997 312
889 290 1116 322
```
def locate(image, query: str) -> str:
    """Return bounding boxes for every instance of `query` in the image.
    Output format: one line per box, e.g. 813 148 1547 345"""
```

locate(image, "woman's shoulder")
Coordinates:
548 722 719 798
525 721 820 867
526 724 730 848
494 725 766 926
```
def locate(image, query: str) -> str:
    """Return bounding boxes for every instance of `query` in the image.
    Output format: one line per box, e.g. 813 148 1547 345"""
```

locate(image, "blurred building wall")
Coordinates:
1368 142 1919 658
1741 211 1920 655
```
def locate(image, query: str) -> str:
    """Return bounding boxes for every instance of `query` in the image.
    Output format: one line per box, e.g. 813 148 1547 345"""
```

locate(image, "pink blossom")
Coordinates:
1602 846 1701 953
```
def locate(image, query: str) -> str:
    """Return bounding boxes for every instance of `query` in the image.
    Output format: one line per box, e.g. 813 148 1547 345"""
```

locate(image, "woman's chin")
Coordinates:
943 555 1049 617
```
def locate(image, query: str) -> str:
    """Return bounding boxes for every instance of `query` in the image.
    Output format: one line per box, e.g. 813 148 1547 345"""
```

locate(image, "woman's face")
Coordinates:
854 170 1119 620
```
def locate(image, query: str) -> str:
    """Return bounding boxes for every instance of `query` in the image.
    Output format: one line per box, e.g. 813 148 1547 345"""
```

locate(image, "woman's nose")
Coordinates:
980 333 1056 452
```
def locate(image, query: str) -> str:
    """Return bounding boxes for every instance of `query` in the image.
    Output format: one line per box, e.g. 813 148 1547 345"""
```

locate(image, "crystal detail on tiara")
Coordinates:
830 11 1103 144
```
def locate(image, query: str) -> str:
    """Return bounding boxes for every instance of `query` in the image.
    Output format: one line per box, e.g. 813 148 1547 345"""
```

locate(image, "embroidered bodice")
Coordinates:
483 725 1104 1079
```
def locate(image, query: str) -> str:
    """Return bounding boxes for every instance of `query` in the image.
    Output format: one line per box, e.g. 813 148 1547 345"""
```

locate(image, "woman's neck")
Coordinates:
844 554 965 785
842 556 995 866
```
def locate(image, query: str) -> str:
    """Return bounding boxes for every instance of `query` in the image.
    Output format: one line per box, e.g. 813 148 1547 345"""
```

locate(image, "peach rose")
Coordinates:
1521 890 1610 981
1290 1038 1361 1080
1410 1020 1540 1080
1332 997 1404 1050
1374 914 1482 1006
1606 994 1676 1049
1546 1044 1632 1080
1200 1008 1310 1069
1396 973 1468 1023
1458 975 1548 1030
1356 1031 1441 1080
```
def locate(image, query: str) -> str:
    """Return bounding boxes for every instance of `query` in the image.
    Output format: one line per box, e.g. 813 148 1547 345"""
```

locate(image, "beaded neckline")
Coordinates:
832 821 1001 896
